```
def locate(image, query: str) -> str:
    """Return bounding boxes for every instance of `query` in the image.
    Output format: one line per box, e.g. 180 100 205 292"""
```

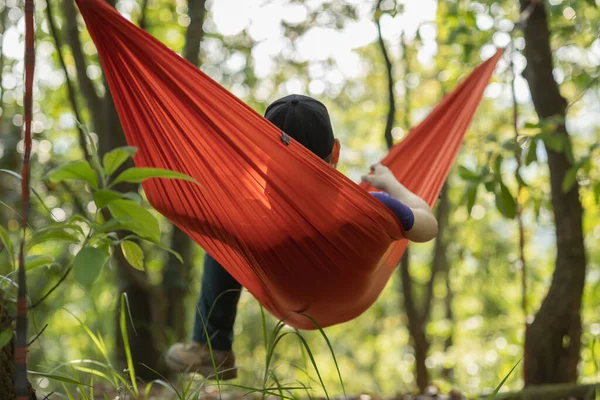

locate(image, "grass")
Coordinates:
28 292 349 400
26 290 530 400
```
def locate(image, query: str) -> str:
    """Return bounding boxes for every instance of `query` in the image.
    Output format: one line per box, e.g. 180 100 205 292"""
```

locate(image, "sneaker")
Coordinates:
165 342 237 380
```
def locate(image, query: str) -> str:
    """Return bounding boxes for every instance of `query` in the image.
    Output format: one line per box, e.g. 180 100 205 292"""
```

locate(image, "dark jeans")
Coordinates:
192 253 242 350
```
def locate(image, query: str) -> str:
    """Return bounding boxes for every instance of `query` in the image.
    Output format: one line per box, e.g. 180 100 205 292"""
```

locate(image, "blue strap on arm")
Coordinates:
370 191 415 231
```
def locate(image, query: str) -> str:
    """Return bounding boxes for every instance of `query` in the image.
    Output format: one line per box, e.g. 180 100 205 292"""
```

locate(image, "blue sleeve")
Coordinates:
370 191 414 231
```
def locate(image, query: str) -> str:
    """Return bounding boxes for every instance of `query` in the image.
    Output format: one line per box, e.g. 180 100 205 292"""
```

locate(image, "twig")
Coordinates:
27 323 48 346
374 0 396 149
42 392 55 400
567 75 599 111
30 267 72 309
509 37 528 326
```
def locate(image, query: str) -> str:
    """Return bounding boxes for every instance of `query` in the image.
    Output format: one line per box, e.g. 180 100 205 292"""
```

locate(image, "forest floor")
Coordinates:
37 383 469 400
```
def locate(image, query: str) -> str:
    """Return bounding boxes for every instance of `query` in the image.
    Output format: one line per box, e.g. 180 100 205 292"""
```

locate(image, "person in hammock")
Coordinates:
165 94 439 380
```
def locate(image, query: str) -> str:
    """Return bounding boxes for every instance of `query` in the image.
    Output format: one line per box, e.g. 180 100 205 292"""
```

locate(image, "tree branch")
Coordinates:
61 0 104 126
30 267 72 309
46 0 92 162
375 0 395 149
183 0 207 66
423 183 450 318
508 44 529 330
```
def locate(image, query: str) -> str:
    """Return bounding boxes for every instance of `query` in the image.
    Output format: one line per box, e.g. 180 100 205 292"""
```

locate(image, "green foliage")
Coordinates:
73 247 109 289
107 199 161 243
0 328 12 348
0 224 15 268
24 254 55 271
102 146 138 176
112 167 195 186
1 0 599 398
45 160 99 189
120 240 145 271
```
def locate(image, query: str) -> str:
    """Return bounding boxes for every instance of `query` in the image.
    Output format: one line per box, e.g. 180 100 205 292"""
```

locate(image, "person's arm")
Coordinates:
361 163 438 243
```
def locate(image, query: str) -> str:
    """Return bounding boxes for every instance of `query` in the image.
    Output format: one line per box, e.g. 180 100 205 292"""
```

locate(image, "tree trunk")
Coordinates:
162 227 195 341
161 0 207 342
490 383 596 400
400 183 451 392
518 0 587 386
0 292 36 400
441 259 455 381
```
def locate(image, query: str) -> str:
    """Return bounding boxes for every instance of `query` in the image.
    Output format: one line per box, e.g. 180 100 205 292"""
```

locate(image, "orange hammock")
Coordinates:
75 0 502 329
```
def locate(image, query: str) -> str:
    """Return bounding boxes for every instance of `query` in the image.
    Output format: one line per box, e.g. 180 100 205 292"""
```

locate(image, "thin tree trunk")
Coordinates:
441 263 454 381
518 0 587 386
400 249 430 392
0 292 36 400
161 0 207 342
400 184 450 392
375 0 395 149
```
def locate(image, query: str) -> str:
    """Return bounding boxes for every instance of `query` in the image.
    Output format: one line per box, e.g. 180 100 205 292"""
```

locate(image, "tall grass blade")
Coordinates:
300 313 346 398
488 359 521 399
120 294 139 394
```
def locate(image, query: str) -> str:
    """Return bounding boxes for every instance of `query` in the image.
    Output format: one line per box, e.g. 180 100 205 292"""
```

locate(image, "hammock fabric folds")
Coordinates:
74 0 502 329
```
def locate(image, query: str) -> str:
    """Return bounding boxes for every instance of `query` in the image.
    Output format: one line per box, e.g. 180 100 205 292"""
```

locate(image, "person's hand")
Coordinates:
361 163 398 192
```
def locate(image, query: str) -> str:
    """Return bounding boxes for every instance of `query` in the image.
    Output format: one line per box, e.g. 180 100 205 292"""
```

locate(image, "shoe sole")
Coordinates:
165 354 238 381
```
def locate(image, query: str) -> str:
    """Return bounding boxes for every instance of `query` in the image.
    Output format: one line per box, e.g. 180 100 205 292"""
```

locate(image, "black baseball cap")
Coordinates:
264 94 335 160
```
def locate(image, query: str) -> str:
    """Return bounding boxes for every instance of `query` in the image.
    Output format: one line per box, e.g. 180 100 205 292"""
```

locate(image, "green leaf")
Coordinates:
0 168 22 180
541 134 564 152
107 200 161 243
0 224 14 267
94 217 136 234
121 192 143 204
40 222 85 236
488 359 521 399
501 138 518 152
29 229 80 249
45 160 98 188
112 167 195 185
73 247 109 289
102 146 137 176
94 190 142 209
0 328 12 348
562 166 578 193
67 215 91 229
531 195 542 221
495 182 516 219
465 182 479 214
121 241 145 271
29 371 91 386
594 182 600 204
94 189 122 209
493 154 503 175
525 139 538 165
484 180 496 192
25 254 54 270
515 170 529 188
458 166 479 181
149 239 183 263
